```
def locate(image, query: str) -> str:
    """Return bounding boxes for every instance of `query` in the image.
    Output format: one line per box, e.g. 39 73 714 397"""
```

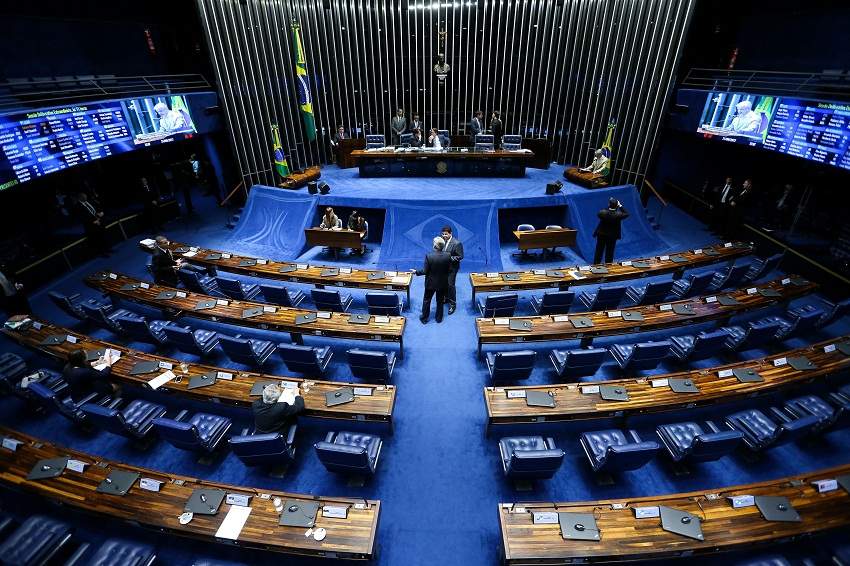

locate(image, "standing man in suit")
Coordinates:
75 192 110 256
410 113 423 134
391 108 407 145
415 237 451 324
469 110 484 143
490 111 503 149
712 176 736 232
151 235 182 286
441 225 463 315
727 178 754 236
593 197 629 264
252 383 305 434
410 128 424 147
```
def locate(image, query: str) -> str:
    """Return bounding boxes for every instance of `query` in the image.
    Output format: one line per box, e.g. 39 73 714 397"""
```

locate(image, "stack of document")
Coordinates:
93 348 122 371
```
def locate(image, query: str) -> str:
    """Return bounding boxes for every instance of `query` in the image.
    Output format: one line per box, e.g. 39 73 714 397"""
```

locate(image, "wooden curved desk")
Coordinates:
485 335 850 425
85 272 407 357
475 276 816 354
469 241 753 302
350 148 533 177
500 463 850 563
0 427 380 560
140 240 413 303
1 318 395 424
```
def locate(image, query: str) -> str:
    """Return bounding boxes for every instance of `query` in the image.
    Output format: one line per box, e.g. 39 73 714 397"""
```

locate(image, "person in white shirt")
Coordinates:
154 102 188 133
730 100 761 134
428 128 442 149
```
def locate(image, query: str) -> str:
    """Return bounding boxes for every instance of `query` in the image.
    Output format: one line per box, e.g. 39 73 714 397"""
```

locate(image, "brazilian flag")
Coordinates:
291 21 317 141
599 121 616 177
271 124 289 178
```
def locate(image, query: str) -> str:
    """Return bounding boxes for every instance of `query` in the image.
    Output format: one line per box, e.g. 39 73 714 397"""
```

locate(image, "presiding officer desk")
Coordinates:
0 426 380 561
2 317 396 424
485 334 850 425
351 148 533 177
140 239 413 303
470 241 753 302
499 462 850 564
85 272 407 357
476 275 816 354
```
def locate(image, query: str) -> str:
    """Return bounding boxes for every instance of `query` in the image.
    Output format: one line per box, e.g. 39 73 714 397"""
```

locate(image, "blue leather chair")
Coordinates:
79 302 137 334
116 316 172 346
549 347 607 380
2 366 66 405
501 134 522 150
80 399 167 441
48 291 109 321
314 431 382 476
725 408 819 451
579 429 659 473
498 436 564 479
475 133 495 151
743 253 781 282
365 134 385 149
485 350 536 381
216 277 260 300
516 223 535 232
398 132 413 145
655 421 744 464
0 352 28 388
758 308 825 340
161 325 220 357
530 291 574 315
722 320 782 351
229 427 298 467
625 280 675 306
609 340 671 372
153 411 232 454
219 334 277 367
671 271 715 299
830 383 850 411
311 288 353 312
28 381 116 427
83 539 156 566
278 343 333 375
577 285 627 310
786 298 850 329
365 292 404 315
784 394 843 432
477 292 518 317
177 268 219 295
707 262 752 291
0 515 73 566
669 329 730 362
259 284 305 307
437 130 450 147
347 349 396 382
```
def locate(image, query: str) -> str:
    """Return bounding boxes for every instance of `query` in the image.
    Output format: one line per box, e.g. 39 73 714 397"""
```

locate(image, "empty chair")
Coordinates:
708 262 752 291
398 132 413 145
579 429 659 474
501 134 522 150
161 325 220 357
219 334 277 367
347 349 396 382
48 291 109 321
485 350 536 381
115 316 172 346
259 284 305 307
365 134 385 149
314 431 382 476
758 308 825 340
609 340 672 371
783 394 843 432
743 253 781 282
28 381 115 426
530 290 574 315
625 279 675 306
229 427 297 468
83 538 157 566
498 436 564 480
437 129 450 147
722 319 782 351
725 408 819 451
670 271 715 299
177 267 219 295
516 223 535 232
829 383 850 411
655 420 744 464
216 276 260 300
474 133 494 151
669 329 730 362
477 292 518 317
79 302 137 334
365 292 404 315
0 352 28 388
0 515 73 566
277 343 333 375
153 411 232 454
549 347 607 380
577 284 627 310
80 399 167 441
311 288 353 312
786 298 850 329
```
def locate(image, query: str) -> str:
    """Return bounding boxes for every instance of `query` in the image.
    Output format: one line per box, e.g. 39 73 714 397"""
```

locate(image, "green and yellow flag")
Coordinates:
271 124 289 178
291 21 317 141
599 121 616 177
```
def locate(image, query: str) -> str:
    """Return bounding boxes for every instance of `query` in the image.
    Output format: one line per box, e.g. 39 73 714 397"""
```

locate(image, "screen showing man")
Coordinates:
697 92 775 141
123 96 196 145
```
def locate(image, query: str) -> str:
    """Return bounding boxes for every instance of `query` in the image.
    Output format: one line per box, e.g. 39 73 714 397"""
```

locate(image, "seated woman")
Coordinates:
319 206 342 229
62 349 115 397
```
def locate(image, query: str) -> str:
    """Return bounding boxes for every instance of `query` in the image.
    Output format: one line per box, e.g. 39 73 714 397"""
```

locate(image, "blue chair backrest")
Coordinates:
561 348 606 378
177 268 203 290
153 417 202 451
824 298 850 326
366 134 385 148
540 291 574 314
348 349 391 380
641 280 675 303
685 271 715 295
278 343 321 373
785 308 824 336
738 320 781 349
502 134 522 145
437 130 450 146
365 292 402 315
689 329 729 359
750 254 781 280
229 433 292 466
162 325 203 353
260 284 296 307
475 134 494 144
79 302 121 331
399 133 413 145
689 430 743 462
475 142 494 151
591 285 627 309
80 403 128 436
48 291 85 319
312 288 344 310
508 449 564 474
0 352 27 384
219 335 258 365
626 341 671 369
483 293 518 316
602 441 658 471
216 277 244 298
117 316 160 343
492 351 536 380
315 442 371 473
722 263 751 287
517 224 535 231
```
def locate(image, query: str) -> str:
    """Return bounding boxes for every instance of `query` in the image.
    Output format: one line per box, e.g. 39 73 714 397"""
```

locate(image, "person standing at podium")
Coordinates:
593 197 629 264
391 108 407 145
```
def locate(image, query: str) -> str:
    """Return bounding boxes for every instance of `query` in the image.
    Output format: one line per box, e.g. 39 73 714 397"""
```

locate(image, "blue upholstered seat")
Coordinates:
347 349 396 382
579 429 659 473
516 224 535 231
2 366 66 405
655 420 743 463
48 291 110 321
229 426 297 467
218 335 277 367
28 381 108 426
365 292 404 315
485 350 536 381
708 262 751 291
177 268 219 294
365 134 385 149
501 134 522 150
625 279 675 306
153 411 232 454
830 383 850 411
311 288 353 312
549 347 607 379
784 394 843 432
670 271 714 299
79 302 137 334
725 408 819 451
758 308 825 340
577 284 627 310
259 284 305 307
722 320 782 351
0 515 73 566
743 253 781 282
278 343 333 375
669 329 729 362
609 341 671 371
399 132 413 145
786 298 850 329
84 538 156 566
530 291 574 315
115 316 172 345
80 399 167 440
498 436 564 479
216 277 260 301
314 431 382 476
477 292 518 317
161 325 220 356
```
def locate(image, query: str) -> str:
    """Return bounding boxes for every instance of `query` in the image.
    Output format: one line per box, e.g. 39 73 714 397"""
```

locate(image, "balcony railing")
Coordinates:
681 68 850 101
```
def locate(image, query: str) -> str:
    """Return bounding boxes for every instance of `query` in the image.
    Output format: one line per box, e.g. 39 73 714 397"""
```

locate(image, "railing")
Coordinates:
641 179 668 227
681 68 850 100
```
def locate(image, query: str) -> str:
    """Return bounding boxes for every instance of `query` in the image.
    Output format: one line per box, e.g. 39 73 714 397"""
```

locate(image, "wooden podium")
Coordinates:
337 138 366 168
564 166 609 189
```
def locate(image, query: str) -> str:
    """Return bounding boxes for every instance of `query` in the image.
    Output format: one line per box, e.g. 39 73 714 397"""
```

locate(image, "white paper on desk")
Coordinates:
176 291 188 298
221 253 231 259
217 371 233 380
532 269 546 275
553 315 569 322
263 306 277 313
93 349 121 371
278 388 297 405
148 370 176 390
215 505 252 540
139 282 150 289
621 261 632 266
486 272 498 278
257 259 268 265
183 251 198 258
374 316 390 323
578 266 591 272
391 276 407 284
659 255 670 261
66 335 78 344
493 318 510 326
317 311 332 319
340 267 352 274
385 271 397 277
216 299 229 306
296 263 309 270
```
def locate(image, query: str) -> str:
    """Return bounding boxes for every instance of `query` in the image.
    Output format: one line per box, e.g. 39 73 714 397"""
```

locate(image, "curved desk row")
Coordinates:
0 427 380 560
469 241 753 301
500 463 850 564
475 276 816 354
86 272 407 357
485 335 850 425
2 317 396 424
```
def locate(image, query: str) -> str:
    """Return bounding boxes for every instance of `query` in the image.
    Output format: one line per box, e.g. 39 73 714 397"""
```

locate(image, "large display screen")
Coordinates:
0 95 196 191
696 91 850 171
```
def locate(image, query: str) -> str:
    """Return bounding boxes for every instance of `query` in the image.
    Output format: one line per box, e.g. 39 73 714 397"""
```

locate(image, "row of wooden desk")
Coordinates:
350 148 533 177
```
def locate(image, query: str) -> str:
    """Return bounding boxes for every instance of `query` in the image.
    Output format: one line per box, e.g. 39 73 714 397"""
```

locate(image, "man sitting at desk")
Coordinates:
410 128 424 147
427 128 443 149
153 102 188 133
581 149 610 179
320 206 341 229
151 235 183 286
252 383 305 434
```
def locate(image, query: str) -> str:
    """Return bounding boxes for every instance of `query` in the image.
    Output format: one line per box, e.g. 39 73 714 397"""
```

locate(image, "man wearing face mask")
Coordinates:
593 197 629 264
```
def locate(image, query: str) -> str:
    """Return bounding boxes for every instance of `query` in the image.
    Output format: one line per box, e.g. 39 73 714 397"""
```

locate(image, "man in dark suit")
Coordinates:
441 225 464 315
75 192 110 256
410 128 424 147
252 383 305 434
63 349 114 397
490 111 503 148
727 178 754 237
391 108 407 145
151 235 181 286
0 265 30 315
410 114 423 134
593 197 629 264
415 237 451 324
469 110 484 142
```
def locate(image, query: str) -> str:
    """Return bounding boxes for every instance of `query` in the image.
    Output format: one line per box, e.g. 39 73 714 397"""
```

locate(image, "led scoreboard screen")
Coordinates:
0 95 196 191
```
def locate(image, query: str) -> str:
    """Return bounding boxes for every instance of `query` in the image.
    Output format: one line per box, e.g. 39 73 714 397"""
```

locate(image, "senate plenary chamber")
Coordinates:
1 0 850 564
